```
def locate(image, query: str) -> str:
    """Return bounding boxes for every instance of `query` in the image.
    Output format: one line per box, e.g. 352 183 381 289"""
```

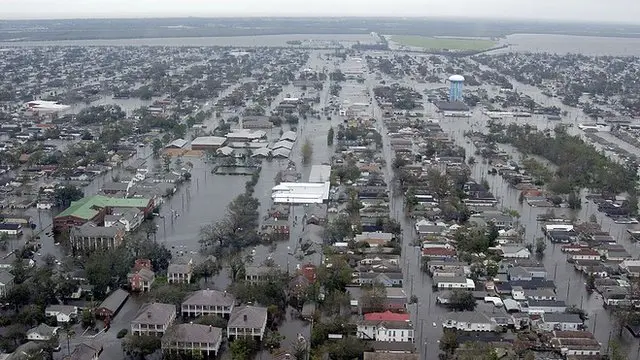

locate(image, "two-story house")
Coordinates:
128 259 155 292
227 305 268 341
131 303 176 336
537 313 583 332
162 324 223 357
181 289 236 318
442 312 497 332
357 311 414 343
45 305 78 323
167 259 193 284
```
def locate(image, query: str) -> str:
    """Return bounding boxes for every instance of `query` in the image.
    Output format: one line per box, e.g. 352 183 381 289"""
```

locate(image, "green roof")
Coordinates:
56 195 151 220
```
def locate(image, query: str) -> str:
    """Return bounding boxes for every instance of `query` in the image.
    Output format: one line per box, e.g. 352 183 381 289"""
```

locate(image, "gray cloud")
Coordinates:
0 0 638 23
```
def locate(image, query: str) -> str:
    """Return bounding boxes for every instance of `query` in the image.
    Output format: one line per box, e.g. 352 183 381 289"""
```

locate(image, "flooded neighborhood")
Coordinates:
0 14 640 360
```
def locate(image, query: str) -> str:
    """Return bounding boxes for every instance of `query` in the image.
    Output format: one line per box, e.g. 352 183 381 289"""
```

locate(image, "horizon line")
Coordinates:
0 14 637 26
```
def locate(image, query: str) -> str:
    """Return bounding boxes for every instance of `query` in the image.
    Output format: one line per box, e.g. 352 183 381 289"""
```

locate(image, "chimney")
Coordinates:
209 325 212 332
147 311 151 318
243 314 248 322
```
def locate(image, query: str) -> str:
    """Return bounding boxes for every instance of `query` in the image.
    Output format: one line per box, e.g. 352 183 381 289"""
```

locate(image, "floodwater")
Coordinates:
0 34 375 48
495 34 640 56
4 33 640 56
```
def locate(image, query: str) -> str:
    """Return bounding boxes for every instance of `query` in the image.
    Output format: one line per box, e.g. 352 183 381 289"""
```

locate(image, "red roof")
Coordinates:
364 311 410 322
422 247 456 256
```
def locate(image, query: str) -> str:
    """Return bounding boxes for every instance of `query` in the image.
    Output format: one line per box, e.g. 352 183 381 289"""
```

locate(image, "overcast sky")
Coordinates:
1 0 638 23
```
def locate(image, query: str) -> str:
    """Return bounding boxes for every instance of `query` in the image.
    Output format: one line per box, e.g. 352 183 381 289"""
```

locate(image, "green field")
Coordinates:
392 35 496 51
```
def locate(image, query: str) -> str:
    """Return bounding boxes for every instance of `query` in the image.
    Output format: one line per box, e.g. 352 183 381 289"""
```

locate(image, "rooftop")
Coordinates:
182 289 235 307
191 136 227 147
228 305 268 329
132 303 176 325
56 195 151 220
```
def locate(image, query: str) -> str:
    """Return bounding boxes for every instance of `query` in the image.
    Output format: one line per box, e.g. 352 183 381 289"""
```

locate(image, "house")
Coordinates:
0 270 14 297
105 208 144 232
414 220 447 235
537 313 583 332
26 324 59 341
550 331 601 356
131 302 177 336
432 276 475 290
526 300 567 314
0 223 22 236
68 343 103 360
442 312 497 332
568 249 601 262
182 289 236 318
45 305 78 323
95 288 129 319
355 232 394 247
227 305 268 341
357 312 414 342
354 273 403 287
69 222 125 252
128 259 155 292
167 259 193 284
507 266 547 281
523 289 557 301
162 324 223 357
421 247 457 261
499 245 531 259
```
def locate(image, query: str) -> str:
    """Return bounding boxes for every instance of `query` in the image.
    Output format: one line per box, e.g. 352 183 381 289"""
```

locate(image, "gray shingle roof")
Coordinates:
163 324 222 346
182 290 235 307
227 305 267 329
98 288 129 313
132 303 175 325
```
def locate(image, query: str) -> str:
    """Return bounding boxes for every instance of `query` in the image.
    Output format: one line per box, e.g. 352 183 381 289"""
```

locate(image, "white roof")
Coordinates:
280 131 297 142
449 75 465 82
166 139 188 149
191 136 226 146
272 182 330 204
272 148 291 158
272 140 294 150
226 129 266 140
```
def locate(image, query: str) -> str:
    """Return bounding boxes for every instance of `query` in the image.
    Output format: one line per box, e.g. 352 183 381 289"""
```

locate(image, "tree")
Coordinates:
81 308 95 329
362 282 387 312
535 237 546 258
193 258 221 283
448 290 476 311
263 330 284 350
62 323 75 357
326 337 365 360
327 127 334 146
439 330 458 354
568 191 581 209
53 185 84 209
162 154 172 172
122 334 162 359
230 338 257 360
302 139 313 164
152 139 163 157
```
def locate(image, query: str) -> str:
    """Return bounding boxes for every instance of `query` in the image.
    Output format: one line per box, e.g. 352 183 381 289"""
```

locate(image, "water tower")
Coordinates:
448 75 465 102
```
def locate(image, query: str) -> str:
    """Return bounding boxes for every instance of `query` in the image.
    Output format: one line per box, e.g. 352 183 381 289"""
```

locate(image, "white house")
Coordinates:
45 305 78 323
499 245 531 259
26 324 59 341
568 249 600 262
442 312 497 332
357 312 413 343
537 313 583 332
432 276 475 290
526 300 567 314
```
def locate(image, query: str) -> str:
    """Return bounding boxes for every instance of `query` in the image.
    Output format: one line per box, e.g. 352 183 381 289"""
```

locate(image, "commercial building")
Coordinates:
190 136 227 151
54 195 154 232
271 182 330 204
69 222 126 252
